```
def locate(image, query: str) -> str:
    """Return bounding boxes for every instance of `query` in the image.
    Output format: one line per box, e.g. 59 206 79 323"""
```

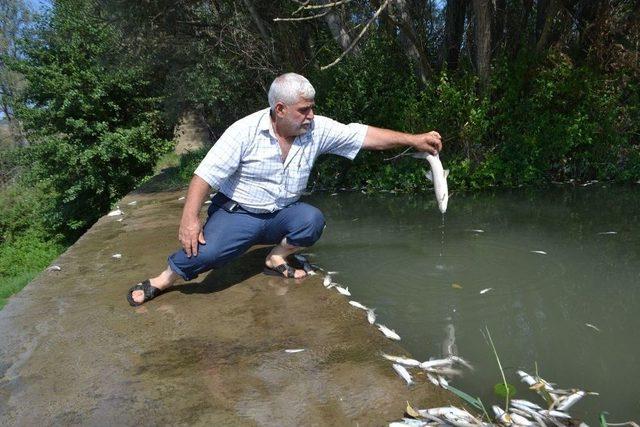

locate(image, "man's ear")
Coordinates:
274 102 287 116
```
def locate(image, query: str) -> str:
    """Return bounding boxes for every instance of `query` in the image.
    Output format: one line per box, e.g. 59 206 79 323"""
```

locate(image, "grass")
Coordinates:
0 270 41 309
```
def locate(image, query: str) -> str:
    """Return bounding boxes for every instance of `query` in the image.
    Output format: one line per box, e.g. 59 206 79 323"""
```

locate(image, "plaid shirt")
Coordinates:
195 108 368 213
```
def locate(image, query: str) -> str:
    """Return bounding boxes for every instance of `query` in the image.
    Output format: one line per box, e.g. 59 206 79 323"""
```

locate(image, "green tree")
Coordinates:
12 0 172 240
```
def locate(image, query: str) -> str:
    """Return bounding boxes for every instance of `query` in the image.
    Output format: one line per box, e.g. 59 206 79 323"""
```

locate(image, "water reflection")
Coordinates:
307 184 640 423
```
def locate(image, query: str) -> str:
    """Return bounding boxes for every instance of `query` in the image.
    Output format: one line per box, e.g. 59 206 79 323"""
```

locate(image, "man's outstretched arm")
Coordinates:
179 174 211 258
362 126 442 154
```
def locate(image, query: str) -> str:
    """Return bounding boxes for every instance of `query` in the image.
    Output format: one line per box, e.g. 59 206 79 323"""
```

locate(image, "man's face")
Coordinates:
278 98 315 137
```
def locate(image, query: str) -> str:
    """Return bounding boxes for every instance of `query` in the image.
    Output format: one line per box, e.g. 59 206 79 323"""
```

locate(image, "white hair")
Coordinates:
268 73 316 109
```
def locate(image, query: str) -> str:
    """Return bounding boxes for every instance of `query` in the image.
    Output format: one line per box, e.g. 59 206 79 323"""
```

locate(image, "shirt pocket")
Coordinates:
285 163 312 197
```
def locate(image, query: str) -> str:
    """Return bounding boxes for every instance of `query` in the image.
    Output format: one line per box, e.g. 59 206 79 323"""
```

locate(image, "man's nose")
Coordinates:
307 108 314 120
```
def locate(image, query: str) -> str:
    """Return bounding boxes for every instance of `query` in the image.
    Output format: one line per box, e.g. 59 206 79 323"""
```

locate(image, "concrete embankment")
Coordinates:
0 184 458 426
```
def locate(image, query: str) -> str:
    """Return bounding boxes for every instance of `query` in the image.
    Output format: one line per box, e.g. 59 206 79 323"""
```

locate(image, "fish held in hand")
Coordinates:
412 152 449 213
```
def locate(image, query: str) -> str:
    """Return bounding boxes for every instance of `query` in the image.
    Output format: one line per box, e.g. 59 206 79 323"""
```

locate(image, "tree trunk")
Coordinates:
389 0 432 84
443 0 467 71
322 4 357 54
472 0 493 84
505 0 533 57
535 0 563 54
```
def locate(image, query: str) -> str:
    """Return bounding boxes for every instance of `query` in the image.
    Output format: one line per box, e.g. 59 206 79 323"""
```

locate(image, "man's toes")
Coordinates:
132 289 145 304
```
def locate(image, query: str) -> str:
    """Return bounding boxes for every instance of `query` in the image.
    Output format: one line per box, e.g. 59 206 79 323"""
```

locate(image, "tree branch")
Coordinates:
320 0 390 70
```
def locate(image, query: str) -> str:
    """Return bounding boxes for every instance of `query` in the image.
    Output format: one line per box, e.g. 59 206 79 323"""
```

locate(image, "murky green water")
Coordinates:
307 184 640 423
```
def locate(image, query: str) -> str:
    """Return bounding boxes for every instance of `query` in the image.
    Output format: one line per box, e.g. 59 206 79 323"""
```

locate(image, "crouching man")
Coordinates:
128 73 442 306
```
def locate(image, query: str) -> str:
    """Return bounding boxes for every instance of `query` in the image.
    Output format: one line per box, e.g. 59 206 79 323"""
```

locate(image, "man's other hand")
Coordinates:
413 131 442 155
179 216 206 257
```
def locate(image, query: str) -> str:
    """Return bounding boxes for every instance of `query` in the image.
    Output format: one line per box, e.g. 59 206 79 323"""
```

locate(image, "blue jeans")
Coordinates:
168 194 326 281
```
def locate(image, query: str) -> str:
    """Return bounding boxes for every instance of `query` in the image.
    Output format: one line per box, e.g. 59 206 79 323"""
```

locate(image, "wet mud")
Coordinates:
0 188 458 426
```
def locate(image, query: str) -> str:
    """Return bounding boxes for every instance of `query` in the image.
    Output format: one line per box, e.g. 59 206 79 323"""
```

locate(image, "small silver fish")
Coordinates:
348 300 369 310
323 275 332 287
382 353 421 367
107 208 123 217
426 373 439 385
284 349 305 353
555 390 585 411
46 265 61 272
112 253 122 259
419 358 452 370
538 410 571 419
530 250 547 255
366 308 376 324
437 375 449 387
597 231 617 235
392 363 414 385
335 285 350 296
585 323 601 332
480 288 493 294
511 399 542 411
509 412 534 426
469 229 485 233
127 200 137 205
178 196 186 201
377 323 401 340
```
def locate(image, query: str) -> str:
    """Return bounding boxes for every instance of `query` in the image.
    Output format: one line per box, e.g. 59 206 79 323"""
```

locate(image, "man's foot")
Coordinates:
265 243 307 279
128 267 179 306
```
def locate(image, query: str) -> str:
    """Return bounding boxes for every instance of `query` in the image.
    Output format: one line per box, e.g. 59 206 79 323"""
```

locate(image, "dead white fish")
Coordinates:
555 390 586 411
509 412 534 426
511 399 542 411
46 265 61 272
349 300 369 311
480 288 493 294
538 410 571 419
107 208 122 217
510 406 547 427
284 349 305 353
377 323 401 341
424 366 463 377
127 200 137 205
492 406 512 425
530 250 547 255
389 421 427 427
382 353 421 367
437 375 449 387
449 355 474 370
585 323 601 332
424 406 480 425
116 218 123 222
598 231 617 235
178 196 186 201
330 192 338 196
366 308 376 324
326 271 339 275
323 275 332 287
334 285 351 296
426 373 439 385
112 253 122 259
392 363 414 386
419 358 452 370
469 229 485 233
413 152 449 213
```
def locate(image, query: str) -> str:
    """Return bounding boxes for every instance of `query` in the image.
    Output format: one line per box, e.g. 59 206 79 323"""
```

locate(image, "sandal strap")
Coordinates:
273 263 297 278
127 279 161 306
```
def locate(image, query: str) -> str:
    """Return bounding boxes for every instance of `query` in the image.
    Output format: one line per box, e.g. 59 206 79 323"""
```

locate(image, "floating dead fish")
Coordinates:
539 409 571 419
116 218 123 222
46 265 61 272
377 323 401 340
480 287 493 294
597 231 617 235
112 253 122 259
127 201 137 205
585 323 601 332
178 196 186 201
382 353 421 367
334 285 351 296
352 218 359 221
330 192 338 196
469 229 485 233
107 208 123 217
420 359 452 370
426 373 439 385
349 300 368 310
323 275 332 287
449 355 474 370
511 399 542 411
366 308 376 324
392 363 414 386
530 250 547 255
284 349 305 353
555 390 586 411
451 283 463 289
509 411 534 426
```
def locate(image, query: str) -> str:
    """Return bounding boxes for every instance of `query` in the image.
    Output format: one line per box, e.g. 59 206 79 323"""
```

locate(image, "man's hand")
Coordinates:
179 215 206 257
412 131 442 155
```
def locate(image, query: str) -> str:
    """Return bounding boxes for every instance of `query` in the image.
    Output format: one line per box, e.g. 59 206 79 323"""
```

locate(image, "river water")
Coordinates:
306 184 639 423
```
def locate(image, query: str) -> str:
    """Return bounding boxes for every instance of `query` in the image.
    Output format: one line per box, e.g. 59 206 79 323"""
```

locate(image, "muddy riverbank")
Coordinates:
0 183 459 426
